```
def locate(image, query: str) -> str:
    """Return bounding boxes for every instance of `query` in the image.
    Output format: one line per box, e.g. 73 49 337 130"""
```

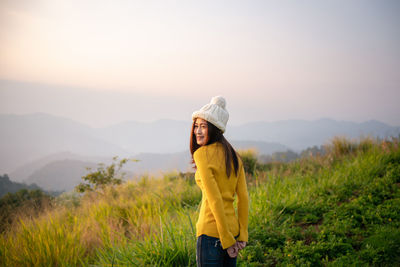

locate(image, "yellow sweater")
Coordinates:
194 142 249 249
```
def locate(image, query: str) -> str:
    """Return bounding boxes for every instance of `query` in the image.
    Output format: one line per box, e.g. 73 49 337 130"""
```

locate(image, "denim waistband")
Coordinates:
198 234 239 248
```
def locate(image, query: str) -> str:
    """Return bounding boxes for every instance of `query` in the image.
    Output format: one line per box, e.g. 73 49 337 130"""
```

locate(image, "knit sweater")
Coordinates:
194 142 249 249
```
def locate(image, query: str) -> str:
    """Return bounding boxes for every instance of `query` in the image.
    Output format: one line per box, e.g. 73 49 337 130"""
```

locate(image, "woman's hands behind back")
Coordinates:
237 241 246 250
227 241 247 258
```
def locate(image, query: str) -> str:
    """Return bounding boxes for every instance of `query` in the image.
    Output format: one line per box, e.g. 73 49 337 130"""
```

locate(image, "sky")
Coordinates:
1 0 399 127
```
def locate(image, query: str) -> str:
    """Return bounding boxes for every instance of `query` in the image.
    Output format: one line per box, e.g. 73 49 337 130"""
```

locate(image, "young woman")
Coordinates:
190 96 249 267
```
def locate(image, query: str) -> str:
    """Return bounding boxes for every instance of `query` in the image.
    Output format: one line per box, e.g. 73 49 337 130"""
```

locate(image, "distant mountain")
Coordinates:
25 159 98 192
1 113 399 191
21 152 191 192
228 118 400 151
97 119 189 154
8 142 289 192
9 151 109 183
132 151 192 174
231 140 289 155
0 113 128 173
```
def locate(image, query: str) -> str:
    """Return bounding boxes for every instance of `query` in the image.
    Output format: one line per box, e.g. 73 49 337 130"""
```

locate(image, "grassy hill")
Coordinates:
0 137 399 266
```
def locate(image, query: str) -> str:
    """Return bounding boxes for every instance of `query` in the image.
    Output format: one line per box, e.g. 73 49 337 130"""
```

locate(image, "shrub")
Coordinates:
239 149 259 176
76 157 137 193
0 189 52 233
360 226 400 265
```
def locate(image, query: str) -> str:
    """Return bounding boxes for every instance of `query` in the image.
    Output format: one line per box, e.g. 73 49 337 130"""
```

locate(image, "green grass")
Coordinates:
0 137 399 266
241 137 400 266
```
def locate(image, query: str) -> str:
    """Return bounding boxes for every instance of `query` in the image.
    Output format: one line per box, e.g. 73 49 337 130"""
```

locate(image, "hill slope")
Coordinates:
0 137 399 266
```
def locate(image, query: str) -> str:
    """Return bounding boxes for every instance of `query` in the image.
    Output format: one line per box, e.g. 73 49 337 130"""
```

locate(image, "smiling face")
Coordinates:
194 118 209 146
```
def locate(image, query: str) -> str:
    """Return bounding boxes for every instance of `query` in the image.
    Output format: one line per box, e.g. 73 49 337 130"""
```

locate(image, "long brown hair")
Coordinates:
190 119 239 177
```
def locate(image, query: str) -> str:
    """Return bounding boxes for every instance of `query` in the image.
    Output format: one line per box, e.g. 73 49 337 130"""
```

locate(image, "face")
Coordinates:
194 118 209 146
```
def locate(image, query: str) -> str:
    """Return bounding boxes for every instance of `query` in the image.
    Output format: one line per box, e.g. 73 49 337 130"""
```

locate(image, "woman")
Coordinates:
190 96 249 267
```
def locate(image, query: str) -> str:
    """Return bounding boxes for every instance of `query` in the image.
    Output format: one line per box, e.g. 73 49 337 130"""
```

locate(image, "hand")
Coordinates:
227 243 239 258
236 241 247 250
227 241 247 258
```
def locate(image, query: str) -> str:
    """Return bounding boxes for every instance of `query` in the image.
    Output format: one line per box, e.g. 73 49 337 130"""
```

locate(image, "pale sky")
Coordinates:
1 0 399 127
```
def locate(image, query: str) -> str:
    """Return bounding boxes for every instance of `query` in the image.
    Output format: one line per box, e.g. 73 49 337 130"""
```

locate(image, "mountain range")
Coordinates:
1 113 398 191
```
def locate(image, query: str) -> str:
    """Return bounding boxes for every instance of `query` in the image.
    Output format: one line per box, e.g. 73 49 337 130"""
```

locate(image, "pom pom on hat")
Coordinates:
210 96 226 109
192 96 229 133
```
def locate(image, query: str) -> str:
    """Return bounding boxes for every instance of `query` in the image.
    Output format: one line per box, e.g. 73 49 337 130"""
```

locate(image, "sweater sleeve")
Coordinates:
194 147 236 249
236 162 249 242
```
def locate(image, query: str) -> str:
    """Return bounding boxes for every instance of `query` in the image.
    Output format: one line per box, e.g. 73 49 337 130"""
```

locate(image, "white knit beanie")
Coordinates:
192 96 229 133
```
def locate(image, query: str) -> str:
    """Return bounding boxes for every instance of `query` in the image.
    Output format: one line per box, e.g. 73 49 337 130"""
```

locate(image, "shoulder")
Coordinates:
193 143 222 161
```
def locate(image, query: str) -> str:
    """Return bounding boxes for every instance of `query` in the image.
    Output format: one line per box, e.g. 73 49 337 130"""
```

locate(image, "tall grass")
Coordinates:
0 208 88 266
0 137 399 266
0 173 201 266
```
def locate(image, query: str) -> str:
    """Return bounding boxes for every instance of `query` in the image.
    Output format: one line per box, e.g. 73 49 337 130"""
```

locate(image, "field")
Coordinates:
1 137 399 266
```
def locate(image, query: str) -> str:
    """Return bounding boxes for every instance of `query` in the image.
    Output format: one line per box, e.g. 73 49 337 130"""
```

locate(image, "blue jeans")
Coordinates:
196 235 237 267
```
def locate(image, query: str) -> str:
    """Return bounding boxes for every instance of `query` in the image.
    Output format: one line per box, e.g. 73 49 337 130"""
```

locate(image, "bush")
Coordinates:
0 189 52 233
76 157 137 193
239 149 259 176
360 226 400 265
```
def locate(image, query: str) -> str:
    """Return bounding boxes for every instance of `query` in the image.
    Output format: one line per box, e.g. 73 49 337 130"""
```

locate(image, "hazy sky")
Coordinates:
1 0 399 127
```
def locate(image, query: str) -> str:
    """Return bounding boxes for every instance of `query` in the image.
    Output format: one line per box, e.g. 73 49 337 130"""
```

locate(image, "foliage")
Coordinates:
75 156 137 193
0 189 52 233
241 137 400 266
0 172 200 266
239 149 259 176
